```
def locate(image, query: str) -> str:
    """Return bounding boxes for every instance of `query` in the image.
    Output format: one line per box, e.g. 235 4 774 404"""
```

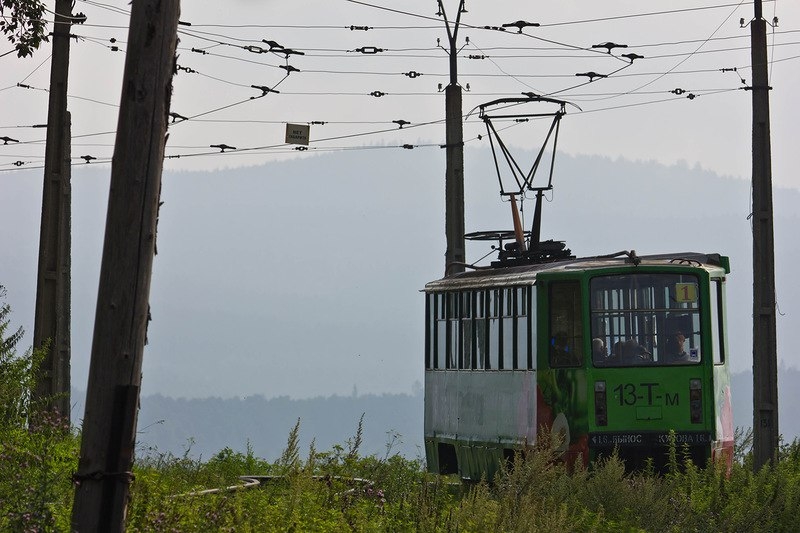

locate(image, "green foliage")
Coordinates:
0 286 78 531
0 0 47 57
127 418 436 532
2 285 800 531
667 437 800 533
5 413 800 531
0 288 40 425
446 437 689 532
125 426 743 531
0 412 77 531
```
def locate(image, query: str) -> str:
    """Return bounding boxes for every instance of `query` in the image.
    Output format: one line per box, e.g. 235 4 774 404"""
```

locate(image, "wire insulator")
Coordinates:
354 46 384 54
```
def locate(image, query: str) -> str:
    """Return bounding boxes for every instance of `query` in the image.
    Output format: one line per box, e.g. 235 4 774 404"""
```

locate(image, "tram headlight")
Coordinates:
689 379 703 424
595 381 608 426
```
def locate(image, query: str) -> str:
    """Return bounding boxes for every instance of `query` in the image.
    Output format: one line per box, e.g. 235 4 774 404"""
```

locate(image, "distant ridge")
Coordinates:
72 389 424 461
70 366 798 461
3 147 798 403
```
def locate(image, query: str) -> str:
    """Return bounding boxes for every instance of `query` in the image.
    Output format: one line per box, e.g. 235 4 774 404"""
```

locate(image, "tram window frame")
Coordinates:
515 287 529 370
426 293 433 369
488 288 501 370
460 291 473 369
434 293 447 370
590 273 703 367
501 288 514 370
528 286 537 370
475 290 488 370
710 278 726 365
447 292 459 369
548 281 584 368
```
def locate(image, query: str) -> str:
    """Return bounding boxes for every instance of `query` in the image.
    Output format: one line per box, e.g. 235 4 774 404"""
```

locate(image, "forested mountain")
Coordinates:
71 368 798 461
72 388 425 461
4 149 799 401
5 147 798 461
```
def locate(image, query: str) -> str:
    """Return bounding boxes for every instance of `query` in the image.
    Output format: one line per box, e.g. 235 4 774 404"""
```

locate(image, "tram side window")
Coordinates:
549 281 583 367
447 292 459 369
475 290 487 369
502 288 514 370
488 289 500 370
435 293 447 369
426 293 434 369
516 287 529 370
529 286 537 369
710 279 726 365
460 291 473 369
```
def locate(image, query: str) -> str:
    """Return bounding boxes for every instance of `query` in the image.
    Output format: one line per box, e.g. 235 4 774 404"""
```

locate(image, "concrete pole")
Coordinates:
750 0 779 470
32 0 73 419
441 0 466 275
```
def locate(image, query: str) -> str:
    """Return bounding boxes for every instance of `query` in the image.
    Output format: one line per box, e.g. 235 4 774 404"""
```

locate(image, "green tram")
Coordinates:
423 250 735 479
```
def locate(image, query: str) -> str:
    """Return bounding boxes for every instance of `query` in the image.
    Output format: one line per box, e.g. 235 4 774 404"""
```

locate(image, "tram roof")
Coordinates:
424 252 729 292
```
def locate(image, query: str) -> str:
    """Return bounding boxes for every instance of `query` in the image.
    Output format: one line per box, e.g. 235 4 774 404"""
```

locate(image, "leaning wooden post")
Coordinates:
71 1 179 531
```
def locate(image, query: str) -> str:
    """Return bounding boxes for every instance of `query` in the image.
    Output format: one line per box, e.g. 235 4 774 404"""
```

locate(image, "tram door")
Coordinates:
536 278 590 465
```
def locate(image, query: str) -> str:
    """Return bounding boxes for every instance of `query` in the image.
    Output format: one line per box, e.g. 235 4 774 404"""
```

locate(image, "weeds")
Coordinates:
5 409 800 532
4 287 800 530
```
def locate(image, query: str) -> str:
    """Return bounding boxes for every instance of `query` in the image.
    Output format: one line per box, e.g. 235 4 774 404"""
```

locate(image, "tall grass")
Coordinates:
120 426 800 532
3 287 800 531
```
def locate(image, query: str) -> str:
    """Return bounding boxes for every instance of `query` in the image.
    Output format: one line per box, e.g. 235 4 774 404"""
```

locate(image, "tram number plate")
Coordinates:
612 382 679 407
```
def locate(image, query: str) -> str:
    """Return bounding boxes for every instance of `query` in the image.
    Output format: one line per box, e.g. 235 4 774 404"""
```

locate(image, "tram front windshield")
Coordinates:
590 273 702 366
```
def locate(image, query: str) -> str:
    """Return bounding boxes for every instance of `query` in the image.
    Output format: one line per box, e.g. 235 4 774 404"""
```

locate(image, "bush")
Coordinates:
0 286 78 531
0 286 39 426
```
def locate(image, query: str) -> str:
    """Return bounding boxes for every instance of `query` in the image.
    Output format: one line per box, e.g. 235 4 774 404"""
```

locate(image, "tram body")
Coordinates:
423 252 734 479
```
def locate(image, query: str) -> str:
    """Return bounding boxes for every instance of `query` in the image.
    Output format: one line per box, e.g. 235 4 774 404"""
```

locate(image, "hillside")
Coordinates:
73 388 425 461
71 367 798 462
4 149 798 402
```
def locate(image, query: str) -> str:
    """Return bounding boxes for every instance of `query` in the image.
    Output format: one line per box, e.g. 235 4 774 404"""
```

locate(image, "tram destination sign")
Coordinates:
589 431 712 448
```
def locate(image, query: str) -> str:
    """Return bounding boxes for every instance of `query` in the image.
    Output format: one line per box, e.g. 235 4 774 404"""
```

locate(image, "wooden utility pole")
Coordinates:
71 1 179 530
439 0 466 276
750 0 779 470
32 0 73 418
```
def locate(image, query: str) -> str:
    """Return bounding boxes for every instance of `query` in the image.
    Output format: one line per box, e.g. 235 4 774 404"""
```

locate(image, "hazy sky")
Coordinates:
2 148 798 400
1 1 799 400
1 1 799 187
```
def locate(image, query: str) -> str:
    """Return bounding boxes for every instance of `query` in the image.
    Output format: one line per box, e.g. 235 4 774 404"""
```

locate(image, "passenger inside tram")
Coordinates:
665 329 690 363
592 338 607 362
